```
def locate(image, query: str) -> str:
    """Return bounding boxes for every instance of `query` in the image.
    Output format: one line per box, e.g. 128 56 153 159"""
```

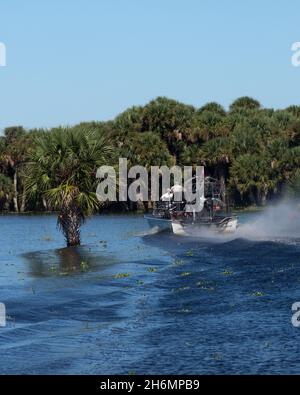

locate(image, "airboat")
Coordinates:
144 176 238 236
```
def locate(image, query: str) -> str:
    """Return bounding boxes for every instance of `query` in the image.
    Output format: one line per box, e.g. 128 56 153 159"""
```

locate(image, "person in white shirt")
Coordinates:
171 184 184 194
171 184 184 203
160 188 173 201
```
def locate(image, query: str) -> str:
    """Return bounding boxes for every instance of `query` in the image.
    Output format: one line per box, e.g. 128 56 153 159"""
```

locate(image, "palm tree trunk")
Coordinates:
59 208 81 246
42 197 48 211
13 169 19 213
259 188 268 206
216 164 228 185
66 212 81 246
249 188 257 206
20 191 26 212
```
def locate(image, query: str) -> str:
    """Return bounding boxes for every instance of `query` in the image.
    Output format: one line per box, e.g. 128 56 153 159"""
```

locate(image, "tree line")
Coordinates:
1 96 300 215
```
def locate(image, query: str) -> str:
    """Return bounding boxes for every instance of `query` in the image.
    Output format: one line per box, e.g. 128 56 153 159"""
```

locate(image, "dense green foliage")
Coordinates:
1 96 300 213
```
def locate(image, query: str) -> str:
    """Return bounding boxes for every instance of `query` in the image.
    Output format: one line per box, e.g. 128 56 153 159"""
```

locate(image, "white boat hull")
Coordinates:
171 217 238 236
144 214 173 232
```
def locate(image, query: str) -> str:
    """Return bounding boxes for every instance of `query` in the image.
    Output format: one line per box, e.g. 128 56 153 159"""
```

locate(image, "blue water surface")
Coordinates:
0 213 300 374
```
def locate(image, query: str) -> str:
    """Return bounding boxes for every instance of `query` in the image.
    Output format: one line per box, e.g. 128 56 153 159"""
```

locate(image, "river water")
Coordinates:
0 212 300 374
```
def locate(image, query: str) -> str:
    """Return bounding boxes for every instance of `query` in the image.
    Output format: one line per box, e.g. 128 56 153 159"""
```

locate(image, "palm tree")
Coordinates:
229 154 276 206
0 126 30 212
0 174 13 210
24 127 115 246
201 137 231 184
142 96 195 159
198 102 226 116
229 96 261 112
286 169 300 198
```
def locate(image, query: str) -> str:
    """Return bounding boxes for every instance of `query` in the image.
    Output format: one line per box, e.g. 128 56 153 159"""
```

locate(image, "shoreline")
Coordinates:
0 206 266 216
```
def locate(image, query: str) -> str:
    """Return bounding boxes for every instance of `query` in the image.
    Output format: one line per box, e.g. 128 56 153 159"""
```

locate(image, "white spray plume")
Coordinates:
238 199 300 241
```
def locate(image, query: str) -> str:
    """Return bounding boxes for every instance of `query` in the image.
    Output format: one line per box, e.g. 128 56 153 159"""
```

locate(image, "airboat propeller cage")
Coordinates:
183 175 227 213
144 172 237 235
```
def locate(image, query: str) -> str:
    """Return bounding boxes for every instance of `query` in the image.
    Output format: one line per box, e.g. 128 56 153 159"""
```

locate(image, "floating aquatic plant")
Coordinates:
115 272 131 279
211 352 223 361
180 272 191 277
252 291 265 297
222 269 234 276
179 308 192 314
80 261 90 272
42 235 52 241
147 267 157 273
128 371 136 375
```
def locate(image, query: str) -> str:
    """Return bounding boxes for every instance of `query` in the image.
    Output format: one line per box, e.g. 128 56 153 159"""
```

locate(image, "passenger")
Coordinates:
160 188 173 202
171 184 184 202
171 184 184 194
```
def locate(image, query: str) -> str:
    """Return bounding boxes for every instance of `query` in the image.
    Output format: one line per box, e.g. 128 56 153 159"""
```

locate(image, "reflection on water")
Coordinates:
22 246 116 277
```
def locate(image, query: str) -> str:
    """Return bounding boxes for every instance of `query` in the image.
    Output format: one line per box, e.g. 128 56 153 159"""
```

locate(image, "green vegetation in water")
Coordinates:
196 279 216 291
251 291 265 297
185 250 194 257
178 308 192 314
222 269 234 276
147 267 157 273
136 280 144 285
42 235 52 241
115 272 131 279
211 353 223 361
80 261 90 272
180 271 191 277
173 259 185 266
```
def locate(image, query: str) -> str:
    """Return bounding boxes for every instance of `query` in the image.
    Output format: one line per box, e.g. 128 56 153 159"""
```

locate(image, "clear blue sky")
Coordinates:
0 0 300 130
